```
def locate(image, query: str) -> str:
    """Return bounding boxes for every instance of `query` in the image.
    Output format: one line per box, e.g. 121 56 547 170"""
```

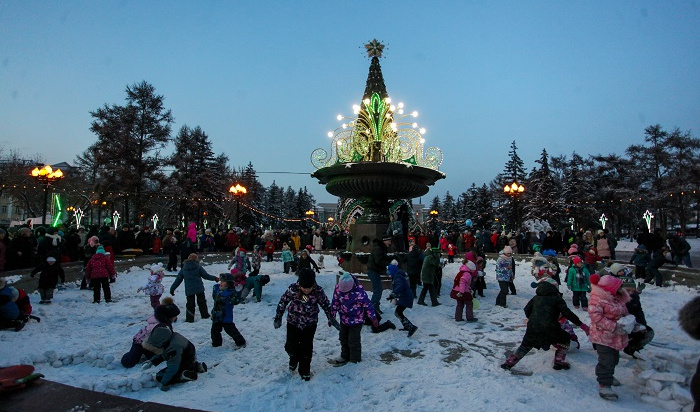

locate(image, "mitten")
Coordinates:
159 382 170 392
579 324 590 336
273 318 282 329
386 293 397 301
372 319 379 328
170 291 175 296
329 318 340 330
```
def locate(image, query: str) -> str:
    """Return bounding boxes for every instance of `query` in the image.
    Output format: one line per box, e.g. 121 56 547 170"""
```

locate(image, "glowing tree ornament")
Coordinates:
599 213 607 230
151 214 159 231
643 210 654 233
112 211 120 230
74 207 84 229
569 217 575 231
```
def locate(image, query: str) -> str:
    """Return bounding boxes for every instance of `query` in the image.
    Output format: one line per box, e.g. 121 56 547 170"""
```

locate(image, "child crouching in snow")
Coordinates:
501 270 589 372
273 269 337 381
588 273 631 401
210 272 246 348
142 301 208 391
330 272 378 365
121 296 175 368
138 263 166 309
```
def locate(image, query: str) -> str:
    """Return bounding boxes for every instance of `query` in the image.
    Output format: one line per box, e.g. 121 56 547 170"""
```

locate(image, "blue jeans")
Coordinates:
368 271 383 310
675 254 693 268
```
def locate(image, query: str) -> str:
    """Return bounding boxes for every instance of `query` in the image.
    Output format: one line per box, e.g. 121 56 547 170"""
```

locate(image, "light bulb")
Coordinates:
363 98 370 105
398 109 404 115
336 114 343 121
420 138 425 144
412 111 418 117
327 132 333 138
352 104 360 112
398 102 404 108
389 105 395 112
342 123 347 128
412 123 418 128
385 97 391 104
419 128 426 134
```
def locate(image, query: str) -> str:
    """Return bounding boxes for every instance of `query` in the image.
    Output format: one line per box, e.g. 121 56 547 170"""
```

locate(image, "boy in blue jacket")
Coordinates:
386 260 417 337
211 273 246 348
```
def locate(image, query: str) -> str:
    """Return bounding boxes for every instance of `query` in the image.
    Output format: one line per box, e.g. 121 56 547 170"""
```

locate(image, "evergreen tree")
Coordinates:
473 184 495 230
442 191 456 227
560 153 597 229
663 127 700 232
523 149 562 228
88 81 173 223
264 181 285 228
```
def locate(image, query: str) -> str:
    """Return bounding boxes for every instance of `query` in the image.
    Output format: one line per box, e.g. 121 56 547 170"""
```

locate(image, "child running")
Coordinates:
211 272 246 348
274 269 337 381
330 272 378 366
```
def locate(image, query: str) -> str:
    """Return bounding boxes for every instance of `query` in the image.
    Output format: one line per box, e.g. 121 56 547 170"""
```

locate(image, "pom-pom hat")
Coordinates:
571 256 582 265
338 272 354 293
150 263 165 273
96 246 106 255
591 274 622 295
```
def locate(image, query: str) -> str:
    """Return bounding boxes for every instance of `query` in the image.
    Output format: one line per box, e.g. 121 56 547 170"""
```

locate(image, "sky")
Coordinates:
1 1 699 204
1 240 698 411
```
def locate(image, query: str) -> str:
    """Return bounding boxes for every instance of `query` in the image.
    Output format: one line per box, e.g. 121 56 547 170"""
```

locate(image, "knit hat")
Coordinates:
299 248 308 255
154 298 181 323
298 269 316 288
150 263 165 273
465 261 477 271
592 274 622 295
678 296 700 340
607 263 627 276
88 236 100 247
542 249 556 257
503 246 513 255
338 272 354 293
567 244 578 254
219 273 235 283
188 253 199 261
96 246 106 254
571 256 582 265
46 256 57 263
9 287 19 300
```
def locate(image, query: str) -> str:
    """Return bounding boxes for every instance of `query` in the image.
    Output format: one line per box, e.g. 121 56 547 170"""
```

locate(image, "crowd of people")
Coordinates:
0 220 697 405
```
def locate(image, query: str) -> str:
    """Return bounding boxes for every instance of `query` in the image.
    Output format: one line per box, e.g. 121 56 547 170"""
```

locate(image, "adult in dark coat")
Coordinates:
366 237 390 313
9 227 35 270
117 224 135 253
502 280 589 371
170 254 218 322
405 244 424 297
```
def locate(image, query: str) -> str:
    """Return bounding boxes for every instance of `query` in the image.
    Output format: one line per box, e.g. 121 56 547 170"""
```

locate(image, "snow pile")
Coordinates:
1 254 698 412
633 348 698 412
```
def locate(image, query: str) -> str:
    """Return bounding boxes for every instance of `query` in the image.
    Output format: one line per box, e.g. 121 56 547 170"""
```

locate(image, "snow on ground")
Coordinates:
2 255 699 412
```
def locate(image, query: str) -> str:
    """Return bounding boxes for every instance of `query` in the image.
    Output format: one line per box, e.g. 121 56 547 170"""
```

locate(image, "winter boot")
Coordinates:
598 385 618 401
197 362 208 373
552 344 571 370
401 317 418 337
181 370 198 381
611 378 621 387
500 352 523 370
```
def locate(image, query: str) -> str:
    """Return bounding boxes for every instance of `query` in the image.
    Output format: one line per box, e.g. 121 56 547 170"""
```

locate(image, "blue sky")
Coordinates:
1 1 699 204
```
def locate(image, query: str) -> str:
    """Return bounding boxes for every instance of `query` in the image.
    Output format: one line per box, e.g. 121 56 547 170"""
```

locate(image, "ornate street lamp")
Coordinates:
503 181 525 231
30 164 65 226
229 183 247 227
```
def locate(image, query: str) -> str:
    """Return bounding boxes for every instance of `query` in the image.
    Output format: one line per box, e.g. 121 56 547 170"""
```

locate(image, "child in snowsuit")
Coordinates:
143 303 207 391
331 272 378 365
542 249 562 285
281 243 294 274
630 244 650 280
85 246 116 303
0 279 25 331
121 296 175 368
274 269 337 381
501 273 589 371
386 260 418 336
249 246 263 276
588 274 631 401
170 253 218 322
566 256 591 309
138 263 166 309
472 256 487 298
451 262 477 322
495 246 514 308
607 263 654 357
30 256 65 304
210 273 246 348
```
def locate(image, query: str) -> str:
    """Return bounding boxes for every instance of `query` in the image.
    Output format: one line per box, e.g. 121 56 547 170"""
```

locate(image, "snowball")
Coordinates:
72 357 84 365
93 382 107 392
51 360 63 368
103 354 115 364
80 382 93 390
43 350 58 361
130 381 143 392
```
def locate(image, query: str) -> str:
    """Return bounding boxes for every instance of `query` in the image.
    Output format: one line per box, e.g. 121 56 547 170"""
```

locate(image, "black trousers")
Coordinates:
211 322 246 347
496 280 509 307
339 324 363 362
418 283 439 305
92 278 111 302
155 342 197 385
186 292 209 322
285 323 317 376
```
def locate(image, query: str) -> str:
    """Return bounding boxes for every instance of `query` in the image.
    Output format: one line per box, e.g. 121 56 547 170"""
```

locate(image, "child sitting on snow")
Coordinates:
330 272 378 365
210 273 246 348
142 301 207 391
137 263 166 310
121 296 175 368
501 269 589 372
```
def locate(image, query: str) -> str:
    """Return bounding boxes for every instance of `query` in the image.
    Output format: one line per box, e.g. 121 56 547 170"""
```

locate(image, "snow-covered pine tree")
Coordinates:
523 149 562 229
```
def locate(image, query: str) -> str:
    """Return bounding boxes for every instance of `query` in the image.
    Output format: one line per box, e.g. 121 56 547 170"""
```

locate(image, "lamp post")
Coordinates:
305 209 315 229
30 165 65 226
503 181 525 231
229 183 247 228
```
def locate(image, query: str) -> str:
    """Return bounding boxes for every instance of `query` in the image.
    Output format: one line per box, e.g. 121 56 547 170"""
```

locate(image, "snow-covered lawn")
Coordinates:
2 255 698 412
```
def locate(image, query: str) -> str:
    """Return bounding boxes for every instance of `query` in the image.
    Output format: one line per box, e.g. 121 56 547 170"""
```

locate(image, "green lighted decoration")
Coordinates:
311 39 442 171
51 194 62 227
112 211 120 230
599 213 607 230
152 214 159 231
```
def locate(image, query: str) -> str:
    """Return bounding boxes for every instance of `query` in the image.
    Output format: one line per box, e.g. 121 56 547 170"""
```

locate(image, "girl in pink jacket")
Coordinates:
588 274 631 401
451 262 477 322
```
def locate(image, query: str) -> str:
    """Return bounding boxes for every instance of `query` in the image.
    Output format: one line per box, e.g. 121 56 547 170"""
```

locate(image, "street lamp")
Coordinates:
229 183 247 227
503 181 525 231
30 164 65 226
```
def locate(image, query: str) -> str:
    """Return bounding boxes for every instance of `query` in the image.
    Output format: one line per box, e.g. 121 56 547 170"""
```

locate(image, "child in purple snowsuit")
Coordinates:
138 263 166 309
330 272 378 365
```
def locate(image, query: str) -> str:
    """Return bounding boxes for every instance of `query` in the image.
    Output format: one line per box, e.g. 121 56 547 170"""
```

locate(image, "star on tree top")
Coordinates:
365 39 385 58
